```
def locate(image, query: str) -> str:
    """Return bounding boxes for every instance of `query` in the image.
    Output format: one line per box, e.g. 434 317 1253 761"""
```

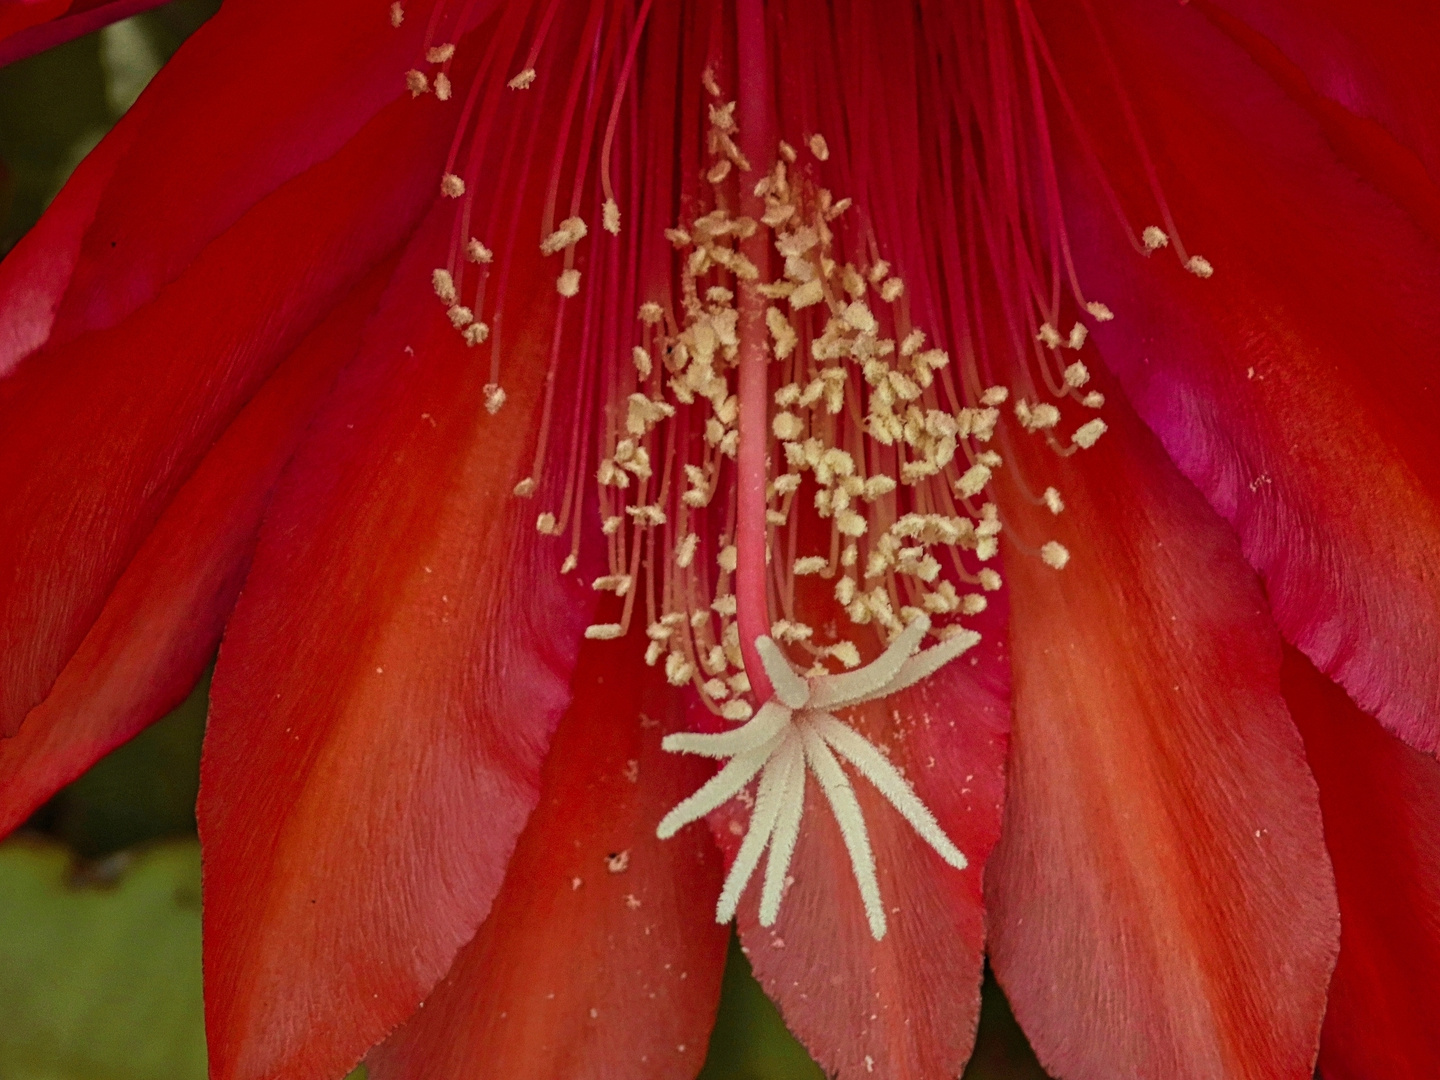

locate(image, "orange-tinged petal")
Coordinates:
199 204 591 1080
1283 649 1440 1080
0 265 388 841
985 367 1338 1080
368 635 728 1080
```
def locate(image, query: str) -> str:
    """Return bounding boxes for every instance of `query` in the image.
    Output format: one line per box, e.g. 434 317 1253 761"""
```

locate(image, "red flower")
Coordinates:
2 2 1438 1079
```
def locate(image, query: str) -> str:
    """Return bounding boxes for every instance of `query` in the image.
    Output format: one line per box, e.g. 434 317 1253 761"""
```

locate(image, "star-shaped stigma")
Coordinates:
656 613 977 940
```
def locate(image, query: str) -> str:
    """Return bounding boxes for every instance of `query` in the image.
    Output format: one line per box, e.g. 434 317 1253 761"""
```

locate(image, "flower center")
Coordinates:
392 0 1216 933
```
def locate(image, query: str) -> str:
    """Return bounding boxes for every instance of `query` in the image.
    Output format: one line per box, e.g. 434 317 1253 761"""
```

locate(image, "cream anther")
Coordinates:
389 2 404 27
483 383 506 414
440 173 466 198
405 69 429 96
1185 255 1215 278
585 624 625 640
541 216 589 255
434 73 451 101
556 268 581 297
1043 487 1065 514
1142 225 1169 251
464 238 493 263
1072 418 1108 449
1063 361 1090 388
603 199 621 235
1086 301 1115 321
431 268 456 303
808 133 830 161
426 43 455 64
1040 541 1071 569
507 68 537 90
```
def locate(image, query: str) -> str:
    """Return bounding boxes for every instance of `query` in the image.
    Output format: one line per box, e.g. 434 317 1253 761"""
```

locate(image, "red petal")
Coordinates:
0 266 387 841
0 0 67 44
45 0 431 342
367 637 729 1080
0 0 171 67
0 92 448 736
0 90 149 373
1282 649 1440 1079
199 206 592 1080
1201 0 1440 187
985 368 1338 1080
1040 0 1440 752
1193 2 1440 250
711 641 1010 1079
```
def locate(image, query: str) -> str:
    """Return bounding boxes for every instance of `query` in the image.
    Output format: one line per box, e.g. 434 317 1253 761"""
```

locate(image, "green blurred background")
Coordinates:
0 8 1051 1077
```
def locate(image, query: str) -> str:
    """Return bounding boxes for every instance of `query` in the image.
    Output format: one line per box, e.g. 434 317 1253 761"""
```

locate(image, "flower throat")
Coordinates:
393 0 1212 935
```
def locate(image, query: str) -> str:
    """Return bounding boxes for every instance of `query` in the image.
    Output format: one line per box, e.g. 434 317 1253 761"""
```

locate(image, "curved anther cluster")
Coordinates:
657 613 975 940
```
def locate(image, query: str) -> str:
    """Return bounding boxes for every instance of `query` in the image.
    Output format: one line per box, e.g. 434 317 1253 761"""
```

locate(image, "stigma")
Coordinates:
658 614 973 939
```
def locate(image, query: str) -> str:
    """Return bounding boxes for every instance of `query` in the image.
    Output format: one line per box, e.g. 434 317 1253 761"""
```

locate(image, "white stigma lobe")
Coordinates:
656 613 975 940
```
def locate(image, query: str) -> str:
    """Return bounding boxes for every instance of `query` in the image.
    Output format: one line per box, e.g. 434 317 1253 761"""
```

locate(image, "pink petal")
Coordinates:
711 639 1010 1079
1040 0 1440 751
